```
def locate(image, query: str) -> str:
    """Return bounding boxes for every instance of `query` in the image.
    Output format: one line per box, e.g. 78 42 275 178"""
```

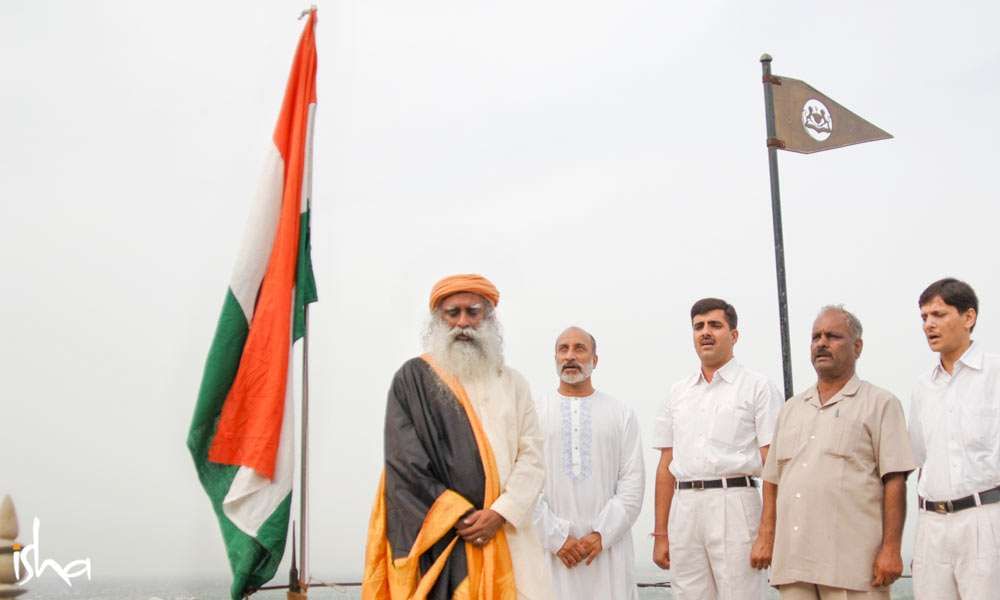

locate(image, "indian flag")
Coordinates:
186 11 317 600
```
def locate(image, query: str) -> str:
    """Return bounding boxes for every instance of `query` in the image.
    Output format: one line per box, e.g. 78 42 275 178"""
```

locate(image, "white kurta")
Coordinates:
464 367 555 600
534 390 645 600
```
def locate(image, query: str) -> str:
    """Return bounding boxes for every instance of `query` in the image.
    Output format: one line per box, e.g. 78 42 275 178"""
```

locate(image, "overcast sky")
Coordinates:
3 0 999 585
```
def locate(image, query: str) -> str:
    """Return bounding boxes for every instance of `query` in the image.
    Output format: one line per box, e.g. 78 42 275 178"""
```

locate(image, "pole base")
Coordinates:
287 591 307 600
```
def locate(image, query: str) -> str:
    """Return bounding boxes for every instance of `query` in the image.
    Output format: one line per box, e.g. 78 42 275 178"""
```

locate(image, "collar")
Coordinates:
697 358 740 385
932 340 983 381
802 374 861 407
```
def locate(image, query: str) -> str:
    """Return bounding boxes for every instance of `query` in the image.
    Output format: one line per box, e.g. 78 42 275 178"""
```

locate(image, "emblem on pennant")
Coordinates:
801 99 832 141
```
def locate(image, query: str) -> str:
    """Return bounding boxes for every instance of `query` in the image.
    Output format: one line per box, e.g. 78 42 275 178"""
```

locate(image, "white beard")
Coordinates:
557 359 594 384
423 315 505 383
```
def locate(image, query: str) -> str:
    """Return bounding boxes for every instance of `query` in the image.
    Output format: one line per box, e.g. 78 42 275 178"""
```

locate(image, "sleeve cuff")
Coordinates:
546 526 569 553
490 494 528 529
651 437 672 450
878 461 918 479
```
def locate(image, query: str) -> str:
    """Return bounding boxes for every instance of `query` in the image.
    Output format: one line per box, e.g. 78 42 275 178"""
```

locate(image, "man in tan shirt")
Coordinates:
752 306 916 599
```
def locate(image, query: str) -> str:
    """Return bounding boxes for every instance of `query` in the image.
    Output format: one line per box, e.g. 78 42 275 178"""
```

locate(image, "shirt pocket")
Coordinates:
710 399 755 449
774 424 801 465
823 417 869 465
963 405 1000 452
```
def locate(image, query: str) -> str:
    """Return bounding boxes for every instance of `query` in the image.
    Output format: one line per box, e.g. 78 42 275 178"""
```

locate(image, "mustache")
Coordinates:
813 350 832 358
448 326 481 344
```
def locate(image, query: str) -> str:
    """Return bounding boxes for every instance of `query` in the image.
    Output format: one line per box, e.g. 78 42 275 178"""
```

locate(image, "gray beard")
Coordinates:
423 315 505 383
558 360 594 384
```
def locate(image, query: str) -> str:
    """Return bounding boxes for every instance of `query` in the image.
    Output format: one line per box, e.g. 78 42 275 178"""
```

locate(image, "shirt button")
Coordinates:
810 435 816 440
793 526 799 532
802 463 808 468
795 493 801 498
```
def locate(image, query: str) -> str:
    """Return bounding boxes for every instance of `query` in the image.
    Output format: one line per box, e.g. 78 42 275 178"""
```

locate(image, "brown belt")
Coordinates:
676 476 756 490
919 485 1000 514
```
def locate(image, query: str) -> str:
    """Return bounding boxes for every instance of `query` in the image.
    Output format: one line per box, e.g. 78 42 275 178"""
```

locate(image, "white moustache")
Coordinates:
449 326 481 344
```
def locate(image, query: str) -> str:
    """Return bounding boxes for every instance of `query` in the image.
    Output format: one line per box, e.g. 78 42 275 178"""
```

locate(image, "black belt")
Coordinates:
919 485 1000 514
676 476 756 490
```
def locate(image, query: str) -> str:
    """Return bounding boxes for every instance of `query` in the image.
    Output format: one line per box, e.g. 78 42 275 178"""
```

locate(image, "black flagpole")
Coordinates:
760 53 794 400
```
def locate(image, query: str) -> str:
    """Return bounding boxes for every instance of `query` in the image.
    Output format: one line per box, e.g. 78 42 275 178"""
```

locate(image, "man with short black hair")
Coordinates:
652 298 783 600
909 277 1000 599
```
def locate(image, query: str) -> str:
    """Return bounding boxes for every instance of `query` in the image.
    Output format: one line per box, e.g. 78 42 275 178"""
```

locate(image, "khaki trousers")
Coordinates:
777 582 889 599
912 501 1000 599
668 486 767 600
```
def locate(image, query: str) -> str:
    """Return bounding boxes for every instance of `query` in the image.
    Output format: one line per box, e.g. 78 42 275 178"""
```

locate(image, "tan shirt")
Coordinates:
762 376 916 592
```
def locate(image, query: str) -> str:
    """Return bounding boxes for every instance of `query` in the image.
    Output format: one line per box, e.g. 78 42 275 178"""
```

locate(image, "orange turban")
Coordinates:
429 274 500 311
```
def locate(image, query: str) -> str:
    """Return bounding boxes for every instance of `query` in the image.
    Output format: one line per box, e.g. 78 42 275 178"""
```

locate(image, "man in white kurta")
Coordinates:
534 327 645 599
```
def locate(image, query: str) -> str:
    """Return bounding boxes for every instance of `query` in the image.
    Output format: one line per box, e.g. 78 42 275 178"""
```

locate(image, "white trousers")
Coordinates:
777 582 888 599
912 501 1000 599
668 486 767 600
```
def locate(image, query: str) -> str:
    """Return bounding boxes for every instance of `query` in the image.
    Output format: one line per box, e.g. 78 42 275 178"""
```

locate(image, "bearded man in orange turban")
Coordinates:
363 275 553 600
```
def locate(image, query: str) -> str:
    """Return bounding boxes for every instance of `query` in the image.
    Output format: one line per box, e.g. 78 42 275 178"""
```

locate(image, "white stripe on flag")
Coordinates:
301 103 316 215
230 146 285 321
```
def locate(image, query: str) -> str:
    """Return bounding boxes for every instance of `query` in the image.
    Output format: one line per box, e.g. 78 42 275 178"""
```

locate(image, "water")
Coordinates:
18 576 915 599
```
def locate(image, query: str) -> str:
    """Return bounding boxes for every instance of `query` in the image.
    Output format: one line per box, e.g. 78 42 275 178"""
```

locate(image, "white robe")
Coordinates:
464 367 554 600
534 390 645 600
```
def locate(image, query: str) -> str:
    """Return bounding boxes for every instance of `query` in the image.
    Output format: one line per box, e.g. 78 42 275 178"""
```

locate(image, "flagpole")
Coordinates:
300 304 310 588
760 53 794 400
298 9 317 592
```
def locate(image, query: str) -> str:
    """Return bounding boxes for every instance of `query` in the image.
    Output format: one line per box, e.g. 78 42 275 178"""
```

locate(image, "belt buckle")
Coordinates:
934 502 948 514
692 480 705 491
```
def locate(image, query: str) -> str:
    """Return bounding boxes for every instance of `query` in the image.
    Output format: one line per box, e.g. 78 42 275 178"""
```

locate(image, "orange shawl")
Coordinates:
362 355 516 600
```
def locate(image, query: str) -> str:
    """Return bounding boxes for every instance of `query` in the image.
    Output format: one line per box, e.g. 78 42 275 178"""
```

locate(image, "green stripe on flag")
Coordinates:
293 209 318 342
187 289 290 599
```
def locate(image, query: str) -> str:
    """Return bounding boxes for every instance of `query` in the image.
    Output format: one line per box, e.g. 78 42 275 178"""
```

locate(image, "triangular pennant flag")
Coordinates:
770 75 892 154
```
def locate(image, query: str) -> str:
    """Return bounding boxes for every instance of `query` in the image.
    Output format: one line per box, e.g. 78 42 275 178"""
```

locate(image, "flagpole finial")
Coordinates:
760 53 773 63
299 5 317 20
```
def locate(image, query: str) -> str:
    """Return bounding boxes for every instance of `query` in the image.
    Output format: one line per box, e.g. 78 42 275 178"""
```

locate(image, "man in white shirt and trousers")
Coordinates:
652 298 783 600
534 326 645 599
909 278 1000 599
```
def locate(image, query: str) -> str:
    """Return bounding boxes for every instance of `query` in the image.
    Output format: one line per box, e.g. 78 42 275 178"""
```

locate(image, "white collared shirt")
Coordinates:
909 341 1000 500
652 359 783 480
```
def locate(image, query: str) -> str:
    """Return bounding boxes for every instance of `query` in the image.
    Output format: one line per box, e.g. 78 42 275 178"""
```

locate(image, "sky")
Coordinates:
3 0 1000 586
